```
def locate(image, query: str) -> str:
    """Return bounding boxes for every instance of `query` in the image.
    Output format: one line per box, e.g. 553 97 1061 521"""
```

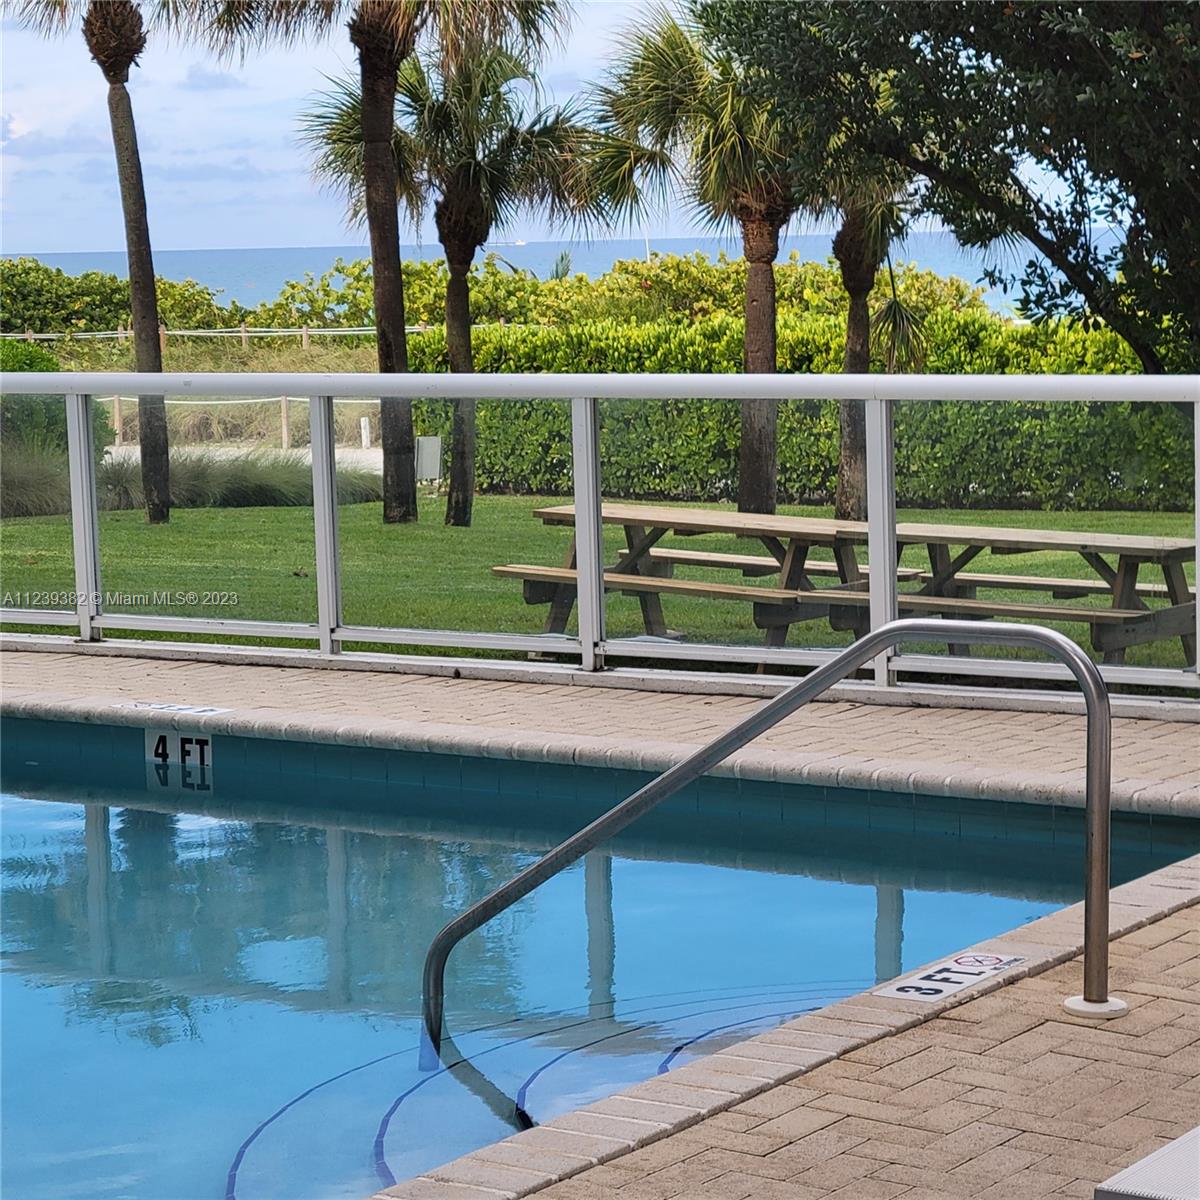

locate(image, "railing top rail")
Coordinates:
2 371 1197 404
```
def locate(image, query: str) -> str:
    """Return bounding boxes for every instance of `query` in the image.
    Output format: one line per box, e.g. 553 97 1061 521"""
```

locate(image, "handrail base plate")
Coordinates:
1063 994 1129 1019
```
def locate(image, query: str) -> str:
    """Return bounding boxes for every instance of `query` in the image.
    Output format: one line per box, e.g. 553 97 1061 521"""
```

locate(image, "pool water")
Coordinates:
3 717 1198 1200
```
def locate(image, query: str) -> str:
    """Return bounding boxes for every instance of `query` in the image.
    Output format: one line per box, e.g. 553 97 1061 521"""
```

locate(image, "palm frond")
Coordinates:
298 71 424 227
588 7 803 234
197 0 343 52
9 0 79 34
13 0 203 36
871 286 926 374
301 33 611 248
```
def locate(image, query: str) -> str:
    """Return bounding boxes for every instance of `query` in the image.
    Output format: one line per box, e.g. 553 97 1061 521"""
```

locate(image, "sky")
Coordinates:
0 0 701 254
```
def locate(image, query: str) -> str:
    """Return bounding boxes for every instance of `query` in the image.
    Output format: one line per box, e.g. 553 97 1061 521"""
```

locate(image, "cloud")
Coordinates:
72 157 114 184
150 155 276 184
180 64 246 92
1 119 109 158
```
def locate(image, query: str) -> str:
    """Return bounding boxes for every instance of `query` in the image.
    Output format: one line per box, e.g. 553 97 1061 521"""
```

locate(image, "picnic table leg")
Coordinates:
622 525 669 637
1103 555 1141 665
927 544 970 655
763 542 811 650
1162 559 1197 666
544 539 578 635
832 539 871 640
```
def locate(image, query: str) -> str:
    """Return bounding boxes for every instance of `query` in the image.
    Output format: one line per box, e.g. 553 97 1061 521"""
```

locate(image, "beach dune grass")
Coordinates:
0 446 383 518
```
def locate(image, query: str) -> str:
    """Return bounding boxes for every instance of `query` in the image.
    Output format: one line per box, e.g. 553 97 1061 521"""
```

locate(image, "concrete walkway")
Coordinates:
1 649 1197 815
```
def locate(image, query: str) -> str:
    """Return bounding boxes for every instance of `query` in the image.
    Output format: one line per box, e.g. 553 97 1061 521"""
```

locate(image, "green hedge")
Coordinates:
0 340 114 459
406 311 1191 511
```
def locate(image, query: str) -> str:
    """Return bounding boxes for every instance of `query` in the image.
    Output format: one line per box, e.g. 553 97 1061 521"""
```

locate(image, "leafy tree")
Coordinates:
698 0 1200 375
303 45 600 526
14 1 171 522
588 8 809 514
207 0 567 522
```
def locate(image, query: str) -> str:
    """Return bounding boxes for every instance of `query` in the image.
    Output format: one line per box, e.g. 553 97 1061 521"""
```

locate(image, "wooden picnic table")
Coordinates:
496 502 1196 664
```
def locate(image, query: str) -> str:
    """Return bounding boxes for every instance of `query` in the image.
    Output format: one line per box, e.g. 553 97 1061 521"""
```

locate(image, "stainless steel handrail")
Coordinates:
421 618 1123 1062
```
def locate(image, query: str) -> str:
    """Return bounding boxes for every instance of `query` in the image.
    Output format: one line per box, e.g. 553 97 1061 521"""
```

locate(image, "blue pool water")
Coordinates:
3 717 1198 1200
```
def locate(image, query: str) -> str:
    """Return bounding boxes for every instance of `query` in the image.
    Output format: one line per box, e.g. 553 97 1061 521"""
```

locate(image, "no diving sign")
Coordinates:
874 952 1026 1002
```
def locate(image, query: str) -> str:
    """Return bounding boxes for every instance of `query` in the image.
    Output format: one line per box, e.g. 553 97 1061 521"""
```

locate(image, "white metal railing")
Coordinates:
1 371 1197 699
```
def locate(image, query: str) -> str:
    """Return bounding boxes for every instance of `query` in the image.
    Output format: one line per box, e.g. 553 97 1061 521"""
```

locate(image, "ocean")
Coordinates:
5 231 1030 312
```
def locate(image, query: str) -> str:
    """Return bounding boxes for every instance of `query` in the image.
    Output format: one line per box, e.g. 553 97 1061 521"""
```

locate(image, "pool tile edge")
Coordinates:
4 689 1198 817
369 853 1200 1200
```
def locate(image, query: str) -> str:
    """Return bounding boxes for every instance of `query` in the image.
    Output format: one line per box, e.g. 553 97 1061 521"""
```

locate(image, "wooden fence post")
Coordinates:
241 322 249 350
158 324 167 355
301 326 311 351
113 395 123 445
281 397 290 449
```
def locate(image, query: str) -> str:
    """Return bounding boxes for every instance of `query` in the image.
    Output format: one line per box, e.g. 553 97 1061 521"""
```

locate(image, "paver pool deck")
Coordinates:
2 647 1198 1199
0 649 1196 814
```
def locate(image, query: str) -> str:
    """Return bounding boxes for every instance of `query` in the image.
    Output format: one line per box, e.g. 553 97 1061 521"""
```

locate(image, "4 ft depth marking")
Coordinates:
143 729 216 792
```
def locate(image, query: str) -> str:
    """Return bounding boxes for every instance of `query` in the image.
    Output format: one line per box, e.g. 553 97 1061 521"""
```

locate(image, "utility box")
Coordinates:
416 436 443 484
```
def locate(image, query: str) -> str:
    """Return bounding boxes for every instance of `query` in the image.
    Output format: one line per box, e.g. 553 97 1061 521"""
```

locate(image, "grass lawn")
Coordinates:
1 494 1194 671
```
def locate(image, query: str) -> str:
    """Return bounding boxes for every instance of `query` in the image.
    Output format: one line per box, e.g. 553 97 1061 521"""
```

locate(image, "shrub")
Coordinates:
0 340 114 457
1 448 384 517
0 442 71 517
102 450 384 510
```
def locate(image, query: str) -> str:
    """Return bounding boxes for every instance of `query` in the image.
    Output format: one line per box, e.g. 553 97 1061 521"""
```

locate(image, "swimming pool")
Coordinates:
3 716 1198 1200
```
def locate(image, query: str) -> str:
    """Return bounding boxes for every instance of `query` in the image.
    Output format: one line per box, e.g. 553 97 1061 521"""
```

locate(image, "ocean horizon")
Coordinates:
4 231 1033 312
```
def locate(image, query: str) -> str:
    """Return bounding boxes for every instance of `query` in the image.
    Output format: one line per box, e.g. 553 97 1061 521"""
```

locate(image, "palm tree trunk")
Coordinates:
354 21 417 524
833 205 877 522
738 219 780 514
89 2 168 524
444 254 475 527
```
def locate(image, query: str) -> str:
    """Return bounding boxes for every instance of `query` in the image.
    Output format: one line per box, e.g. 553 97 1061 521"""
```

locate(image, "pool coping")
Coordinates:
3 684 1197 818
369 852 1200 1200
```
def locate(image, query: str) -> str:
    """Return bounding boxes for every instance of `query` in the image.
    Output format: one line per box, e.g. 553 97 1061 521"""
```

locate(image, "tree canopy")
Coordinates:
697 0 1200 373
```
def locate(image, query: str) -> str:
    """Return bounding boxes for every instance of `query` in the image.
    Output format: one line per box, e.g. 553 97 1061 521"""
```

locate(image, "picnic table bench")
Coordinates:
496 502 1196 665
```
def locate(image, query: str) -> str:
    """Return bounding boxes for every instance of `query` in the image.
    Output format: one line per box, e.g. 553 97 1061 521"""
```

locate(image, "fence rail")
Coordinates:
1 370 1197 703
1 321 536 347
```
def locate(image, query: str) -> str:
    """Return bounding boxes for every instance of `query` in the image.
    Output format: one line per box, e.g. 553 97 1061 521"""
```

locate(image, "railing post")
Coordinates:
865 393 898 686
309 395 342 655
65 393 102 641
572 396 605 670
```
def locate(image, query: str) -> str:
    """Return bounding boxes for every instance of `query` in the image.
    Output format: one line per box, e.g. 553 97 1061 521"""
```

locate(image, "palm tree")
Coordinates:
590 8 805 514
16 0 170 523
303 47 601 526
826 180 909 519
206 0 566 524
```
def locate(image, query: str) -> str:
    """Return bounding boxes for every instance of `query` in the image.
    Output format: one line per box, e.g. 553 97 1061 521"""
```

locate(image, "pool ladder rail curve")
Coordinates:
421 618 1127 1071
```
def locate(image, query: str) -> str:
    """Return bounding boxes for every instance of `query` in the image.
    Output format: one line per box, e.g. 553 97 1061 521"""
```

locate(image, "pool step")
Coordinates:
1094 1125 1199 1200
